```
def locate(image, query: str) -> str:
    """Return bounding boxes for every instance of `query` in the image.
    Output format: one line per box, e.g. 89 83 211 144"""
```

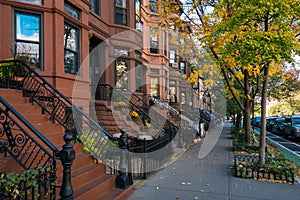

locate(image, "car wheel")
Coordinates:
284 131 288 139
291 132 297 142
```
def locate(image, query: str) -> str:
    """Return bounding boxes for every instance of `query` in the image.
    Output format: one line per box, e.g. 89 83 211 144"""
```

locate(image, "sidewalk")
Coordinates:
126 123 300 200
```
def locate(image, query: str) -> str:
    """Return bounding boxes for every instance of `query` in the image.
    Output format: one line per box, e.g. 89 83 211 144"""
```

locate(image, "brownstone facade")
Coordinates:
0 0 203 112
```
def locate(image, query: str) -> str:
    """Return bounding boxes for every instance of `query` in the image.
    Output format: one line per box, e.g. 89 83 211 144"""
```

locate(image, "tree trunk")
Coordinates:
243 70 251 144
235 112 242 129
259 63 270 166
243 106 251 144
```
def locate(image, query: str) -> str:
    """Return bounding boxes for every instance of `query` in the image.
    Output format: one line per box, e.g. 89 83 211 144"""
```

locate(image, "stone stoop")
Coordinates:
94 101 144 137
0 88 132 200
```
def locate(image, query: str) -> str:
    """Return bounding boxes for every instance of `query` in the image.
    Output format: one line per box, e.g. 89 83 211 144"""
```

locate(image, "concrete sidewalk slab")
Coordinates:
126 123 300 200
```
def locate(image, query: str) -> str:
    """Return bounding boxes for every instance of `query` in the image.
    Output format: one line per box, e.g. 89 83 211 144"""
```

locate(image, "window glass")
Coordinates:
115 0 127 25
90 0 99 15
136 62 142 92
149 0 157 13
135 51 142 59
150 68 159 75
135 0 143 31
116 0 126 7
64 2 80 20
150 28 158 54
114 47 129 56
294 118 300 125
181 92 186 104
170 50 176 64
150 77 159 97
115 59 128 88
15 13 41 69
180 62 186 74
64 23 79 74
164 31 167 56
17 0 42 5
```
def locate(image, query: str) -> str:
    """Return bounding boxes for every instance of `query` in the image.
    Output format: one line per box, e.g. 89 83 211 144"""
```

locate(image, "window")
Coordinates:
164 31 167 56
180 61 186 74
15 12 42 70
150 77 159 97
149 0 157 13
135 51 142 59
150 68 159 75
64 23 79 75
136 62 142 92
64 2 80 20
169 50 176 64
114 47 129 56
150 28 158 54
115 59 129 88
115 0 127 25
180 92 186 105
135 0 143 31
90 0 99 15
17 0 42 5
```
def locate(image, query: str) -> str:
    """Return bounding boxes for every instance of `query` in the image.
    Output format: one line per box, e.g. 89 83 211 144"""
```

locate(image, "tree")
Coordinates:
159 0 300 166
269 69 300 102
227 98 242 128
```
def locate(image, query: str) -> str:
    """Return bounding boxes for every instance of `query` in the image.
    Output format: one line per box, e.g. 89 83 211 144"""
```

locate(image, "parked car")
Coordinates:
251 116 261 127
271 117 285 135
282 115 300 140
266 117 279 131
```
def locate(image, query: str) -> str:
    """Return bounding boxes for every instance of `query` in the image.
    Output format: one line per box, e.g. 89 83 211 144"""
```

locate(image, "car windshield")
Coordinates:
293 118 300 125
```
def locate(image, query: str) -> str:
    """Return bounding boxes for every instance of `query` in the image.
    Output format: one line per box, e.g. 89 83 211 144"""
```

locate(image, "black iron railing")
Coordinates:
149 97 199 132
0 97 58 199
0 60 118 166
96 84 168 138
114 87 180 129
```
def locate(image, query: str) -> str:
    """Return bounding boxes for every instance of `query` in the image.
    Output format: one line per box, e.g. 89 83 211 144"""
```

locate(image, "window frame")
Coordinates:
90 0 100 15
149 0 157 13
17 0 43 5
150 77 159 97
135 61 143 92
135 0 143 31
115 59 129 88
64 1 81 20
115 0 128 26
64 21 80 75
150 28 159 54
14 10 43 70
180 61 186 74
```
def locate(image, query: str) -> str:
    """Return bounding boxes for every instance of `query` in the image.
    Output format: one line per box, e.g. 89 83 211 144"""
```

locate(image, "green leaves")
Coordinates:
0 168 48 199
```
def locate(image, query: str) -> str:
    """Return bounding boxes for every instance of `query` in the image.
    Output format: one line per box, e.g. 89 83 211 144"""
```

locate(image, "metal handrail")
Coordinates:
97 84 166 134
0 97 57 199
149 97 199 132
0 60 118 167
99 84 179 129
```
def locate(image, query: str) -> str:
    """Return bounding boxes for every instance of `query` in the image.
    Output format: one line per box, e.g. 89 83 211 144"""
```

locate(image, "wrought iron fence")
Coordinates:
0 97 58 199
149 97 199 132
0 60 118 169
96 84 169 138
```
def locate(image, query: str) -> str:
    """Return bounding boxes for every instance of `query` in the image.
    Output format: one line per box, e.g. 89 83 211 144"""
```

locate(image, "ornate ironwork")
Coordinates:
97 84 173 138
57 133 75 200
0 97 58 199
0 60 126 195
0 60 117 168
149 96 199 132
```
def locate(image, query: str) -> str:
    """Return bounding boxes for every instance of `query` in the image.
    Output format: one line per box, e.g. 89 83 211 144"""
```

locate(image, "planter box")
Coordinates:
234 154 295 183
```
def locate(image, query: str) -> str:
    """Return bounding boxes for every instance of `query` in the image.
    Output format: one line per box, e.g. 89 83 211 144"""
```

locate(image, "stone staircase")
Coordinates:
0 88 132 200
94 100 164 140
